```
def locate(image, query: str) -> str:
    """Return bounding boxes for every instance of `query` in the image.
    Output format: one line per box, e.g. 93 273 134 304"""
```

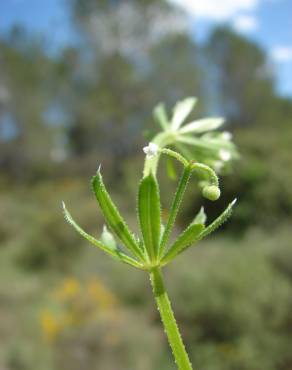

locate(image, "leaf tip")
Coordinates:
91 169 102 189
62 202 72 224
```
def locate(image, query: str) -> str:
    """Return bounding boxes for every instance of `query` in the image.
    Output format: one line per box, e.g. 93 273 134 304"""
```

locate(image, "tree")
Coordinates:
205 27 292 229
206 27 275 126
0 28 59 179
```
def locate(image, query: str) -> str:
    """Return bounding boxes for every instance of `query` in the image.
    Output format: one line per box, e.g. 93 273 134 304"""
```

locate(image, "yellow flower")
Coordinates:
40 310 62 343
55 277 80 301
87 278 117 309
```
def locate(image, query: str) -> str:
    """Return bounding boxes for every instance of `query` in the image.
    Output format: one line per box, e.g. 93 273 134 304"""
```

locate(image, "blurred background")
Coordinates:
0 1 292 369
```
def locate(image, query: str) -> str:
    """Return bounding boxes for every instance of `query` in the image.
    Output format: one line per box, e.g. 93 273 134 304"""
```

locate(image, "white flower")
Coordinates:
219 149 232 162
222 131 233 141
143 142 159 158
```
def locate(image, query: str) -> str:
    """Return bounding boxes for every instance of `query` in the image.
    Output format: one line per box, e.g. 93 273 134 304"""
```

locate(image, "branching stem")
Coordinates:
159 166 192 257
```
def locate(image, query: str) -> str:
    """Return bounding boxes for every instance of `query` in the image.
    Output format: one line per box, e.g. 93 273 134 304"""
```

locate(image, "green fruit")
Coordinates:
202 185 220 201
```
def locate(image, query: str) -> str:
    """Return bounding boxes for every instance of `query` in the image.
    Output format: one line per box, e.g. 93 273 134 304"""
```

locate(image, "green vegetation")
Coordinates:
0 1 292 369
63 98 238 369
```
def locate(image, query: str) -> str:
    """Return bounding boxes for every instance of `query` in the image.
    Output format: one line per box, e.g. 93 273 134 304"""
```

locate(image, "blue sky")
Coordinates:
0 0 72 50
0 0 291 96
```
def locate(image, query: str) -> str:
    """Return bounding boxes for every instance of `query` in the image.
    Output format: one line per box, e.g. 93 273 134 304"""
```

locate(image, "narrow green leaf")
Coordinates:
62 202 143 269
198 199 237 239
179 118 224 134
153 103 169 131
166 157 177 180
177 135 236 152
138 173 161 261
171 97 197 130
193 207 207 225
162 223 205 265
175 143 195 161
91 171 145 261
159 166 192 257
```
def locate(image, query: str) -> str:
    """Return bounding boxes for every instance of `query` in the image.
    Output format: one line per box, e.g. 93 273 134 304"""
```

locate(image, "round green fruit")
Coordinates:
202 185 220 201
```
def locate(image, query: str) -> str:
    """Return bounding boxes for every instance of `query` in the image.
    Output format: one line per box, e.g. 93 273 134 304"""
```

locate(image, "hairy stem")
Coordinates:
159 166 191 258
149 267 193 370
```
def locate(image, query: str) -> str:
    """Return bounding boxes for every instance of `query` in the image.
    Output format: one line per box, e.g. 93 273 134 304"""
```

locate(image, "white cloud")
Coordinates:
232 14 258 33
271 46 292 63
168 0 258 21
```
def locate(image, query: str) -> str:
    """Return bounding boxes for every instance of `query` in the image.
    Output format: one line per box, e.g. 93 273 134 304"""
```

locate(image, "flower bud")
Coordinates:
101 225 116 249
143 142 159 158
202 185 220 201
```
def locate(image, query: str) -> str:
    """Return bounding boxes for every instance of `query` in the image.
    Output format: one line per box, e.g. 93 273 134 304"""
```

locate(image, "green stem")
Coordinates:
160 148 189 167
159 166 191 257
190 162 219 187
149 267 193 370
